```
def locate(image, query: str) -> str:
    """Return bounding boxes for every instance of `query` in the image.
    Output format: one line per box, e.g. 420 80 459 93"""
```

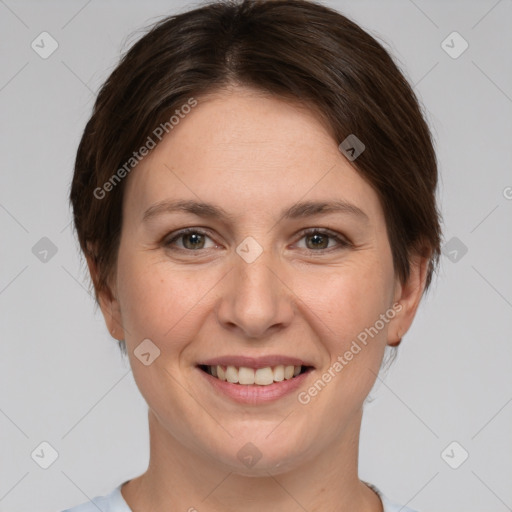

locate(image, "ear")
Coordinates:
388 252 430 347
85 253 125 341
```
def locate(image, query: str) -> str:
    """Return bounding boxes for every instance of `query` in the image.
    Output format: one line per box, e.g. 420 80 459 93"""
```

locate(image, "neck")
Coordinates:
121 409 382 512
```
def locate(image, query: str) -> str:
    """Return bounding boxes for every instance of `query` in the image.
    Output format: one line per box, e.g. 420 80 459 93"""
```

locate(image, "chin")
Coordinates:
208 433 314 477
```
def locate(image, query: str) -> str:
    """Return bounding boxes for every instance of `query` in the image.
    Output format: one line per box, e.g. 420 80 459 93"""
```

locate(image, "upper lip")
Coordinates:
198 355 314 369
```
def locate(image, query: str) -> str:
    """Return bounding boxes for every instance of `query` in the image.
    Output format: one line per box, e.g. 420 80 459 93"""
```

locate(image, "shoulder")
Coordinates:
366 482 419 512
60 482 132 512
381 493 419 512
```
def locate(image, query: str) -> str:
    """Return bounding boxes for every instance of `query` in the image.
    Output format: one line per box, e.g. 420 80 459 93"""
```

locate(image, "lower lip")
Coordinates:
196 367 312 404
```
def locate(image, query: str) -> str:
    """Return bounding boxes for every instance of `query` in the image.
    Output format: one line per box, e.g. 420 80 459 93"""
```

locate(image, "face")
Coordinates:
95 87 426 475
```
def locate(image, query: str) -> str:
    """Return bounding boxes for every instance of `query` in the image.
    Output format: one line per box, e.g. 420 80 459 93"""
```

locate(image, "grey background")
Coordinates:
1 0 511 511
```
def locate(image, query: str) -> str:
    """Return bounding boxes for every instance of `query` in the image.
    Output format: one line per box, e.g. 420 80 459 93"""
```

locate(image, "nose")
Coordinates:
215 247 295 339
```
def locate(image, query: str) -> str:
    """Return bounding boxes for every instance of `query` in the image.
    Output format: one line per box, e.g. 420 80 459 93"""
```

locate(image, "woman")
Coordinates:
63 0 442 510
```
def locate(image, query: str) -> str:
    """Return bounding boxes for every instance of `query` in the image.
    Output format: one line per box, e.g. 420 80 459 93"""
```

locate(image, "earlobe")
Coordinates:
85 253 125 341
105 300 124 340
387 253 430 347
99 283 125 342
388 328 402 347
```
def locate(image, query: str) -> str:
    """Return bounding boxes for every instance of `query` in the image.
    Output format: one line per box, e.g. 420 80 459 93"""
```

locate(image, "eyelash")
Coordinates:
163 227 351 254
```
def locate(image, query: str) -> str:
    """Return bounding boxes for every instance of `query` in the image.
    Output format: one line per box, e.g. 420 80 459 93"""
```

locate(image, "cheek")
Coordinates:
300 257 393 340
296 253 394 400
115 248 176 339
116 249 217 348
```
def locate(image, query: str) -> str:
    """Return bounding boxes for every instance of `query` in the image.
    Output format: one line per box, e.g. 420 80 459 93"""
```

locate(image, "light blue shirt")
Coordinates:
61 481 419 511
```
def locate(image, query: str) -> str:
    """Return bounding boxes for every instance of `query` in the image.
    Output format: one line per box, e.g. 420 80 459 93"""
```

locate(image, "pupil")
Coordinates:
182 233 327 250
184 233 204 249
308 233 327 249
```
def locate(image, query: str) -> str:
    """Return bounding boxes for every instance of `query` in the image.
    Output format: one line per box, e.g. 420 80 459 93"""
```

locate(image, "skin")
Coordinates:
88 86 429 512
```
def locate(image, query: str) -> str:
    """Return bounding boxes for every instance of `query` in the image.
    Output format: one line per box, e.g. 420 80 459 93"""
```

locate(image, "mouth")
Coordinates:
197 364 314 386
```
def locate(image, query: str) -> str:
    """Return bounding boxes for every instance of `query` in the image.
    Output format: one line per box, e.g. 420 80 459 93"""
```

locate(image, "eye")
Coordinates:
295 228 351 252
163 227 351 253
164 228 216 251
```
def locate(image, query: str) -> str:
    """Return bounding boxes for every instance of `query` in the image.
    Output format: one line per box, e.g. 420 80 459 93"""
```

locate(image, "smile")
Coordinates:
195 355 315 403
198 364 312 386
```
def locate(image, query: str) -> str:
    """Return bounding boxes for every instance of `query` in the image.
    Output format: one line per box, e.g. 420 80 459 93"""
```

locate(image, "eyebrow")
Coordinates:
142 198 369 224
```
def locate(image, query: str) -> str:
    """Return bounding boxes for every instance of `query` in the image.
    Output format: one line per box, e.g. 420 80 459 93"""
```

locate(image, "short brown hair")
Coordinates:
71 0 442 323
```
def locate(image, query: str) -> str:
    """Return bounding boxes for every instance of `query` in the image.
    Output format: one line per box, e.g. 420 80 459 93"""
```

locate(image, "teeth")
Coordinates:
225 365 239 383
273 365 284 382
239 366 255 385
255 367 274 385
207 364 305 385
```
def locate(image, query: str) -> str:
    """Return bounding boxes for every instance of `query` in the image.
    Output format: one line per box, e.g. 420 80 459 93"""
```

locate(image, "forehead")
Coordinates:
122 88 384 226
